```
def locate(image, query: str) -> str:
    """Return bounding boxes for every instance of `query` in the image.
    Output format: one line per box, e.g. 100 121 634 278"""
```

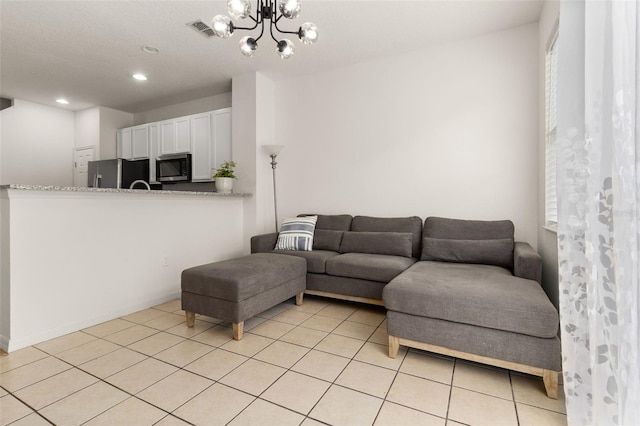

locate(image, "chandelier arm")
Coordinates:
254 14 267 42
273 14 300 36
269 14 280 43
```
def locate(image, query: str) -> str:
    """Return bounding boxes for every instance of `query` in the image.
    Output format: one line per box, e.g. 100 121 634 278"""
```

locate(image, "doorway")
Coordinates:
73 146 95 187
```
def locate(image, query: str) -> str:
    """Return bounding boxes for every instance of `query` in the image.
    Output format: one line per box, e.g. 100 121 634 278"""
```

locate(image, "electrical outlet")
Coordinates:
162 256 169 267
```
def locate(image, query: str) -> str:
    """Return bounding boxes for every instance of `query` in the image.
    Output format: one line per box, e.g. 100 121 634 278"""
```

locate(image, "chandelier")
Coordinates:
212 0 318 59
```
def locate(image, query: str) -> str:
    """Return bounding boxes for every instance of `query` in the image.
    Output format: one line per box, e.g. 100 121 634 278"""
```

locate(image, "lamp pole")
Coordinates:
263 145 284 232
270 153 279 232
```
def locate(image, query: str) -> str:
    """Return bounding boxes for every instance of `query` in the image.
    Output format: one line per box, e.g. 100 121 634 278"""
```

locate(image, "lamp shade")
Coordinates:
263 144 284 156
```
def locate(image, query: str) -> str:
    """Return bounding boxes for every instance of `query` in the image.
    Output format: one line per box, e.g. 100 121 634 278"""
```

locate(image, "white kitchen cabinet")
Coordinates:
190 113 213 181
116 128 132 159
119 107 231 182
159 118 191 156
148 123 159 183
212 108 232 171
117 125 149 160
131 125 149 159
190 108 232 182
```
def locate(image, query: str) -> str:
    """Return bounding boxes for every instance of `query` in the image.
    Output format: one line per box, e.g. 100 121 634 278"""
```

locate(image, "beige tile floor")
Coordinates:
0 296 567 426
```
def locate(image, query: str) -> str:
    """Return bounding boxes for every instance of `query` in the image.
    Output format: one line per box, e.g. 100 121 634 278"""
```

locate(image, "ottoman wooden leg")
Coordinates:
233 322 244 340
185 311 195 328
296 292 304 306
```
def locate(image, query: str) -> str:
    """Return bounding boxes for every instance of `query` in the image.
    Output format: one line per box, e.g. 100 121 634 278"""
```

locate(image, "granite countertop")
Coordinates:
1 184 252 197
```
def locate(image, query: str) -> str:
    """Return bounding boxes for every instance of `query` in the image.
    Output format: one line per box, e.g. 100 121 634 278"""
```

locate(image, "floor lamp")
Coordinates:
263 145 284 232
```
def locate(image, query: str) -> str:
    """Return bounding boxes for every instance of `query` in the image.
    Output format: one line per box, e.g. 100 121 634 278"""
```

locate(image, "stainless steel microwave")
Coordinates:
156 154 192 182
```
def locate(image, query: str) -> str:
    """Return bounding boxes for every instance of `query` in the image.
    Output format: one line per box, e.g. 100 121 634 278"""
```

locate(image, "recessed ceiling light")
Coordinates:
132 73 148 81
56 98 69 104
142 45 160 54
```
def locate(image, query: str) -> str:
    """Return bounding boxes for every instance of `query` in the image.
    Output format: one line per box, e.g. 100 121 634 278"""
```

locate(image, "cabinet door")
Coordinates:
117 128 132 159
175 117 191 153
190 113 212 181
131 125 149 159
212 108 232 169
148 124 159 183
159 120 176 156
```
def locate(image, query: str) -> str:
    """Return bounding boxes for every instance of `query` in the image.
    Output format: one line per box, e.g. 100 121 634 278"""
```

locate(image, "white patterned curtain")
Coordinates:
556 1 640 425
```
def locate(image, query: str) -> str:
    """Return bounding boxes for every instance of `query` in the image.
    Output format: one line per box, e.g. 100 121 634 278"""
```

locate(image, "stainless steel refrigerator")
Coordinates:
87 158 150 189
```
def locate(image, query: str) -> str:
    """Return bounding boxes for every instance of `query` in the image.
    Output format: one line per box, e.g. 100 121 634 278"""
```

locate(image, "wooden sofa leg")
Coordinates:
233 322 244 341
296 292 304 306
185 311 195 328
389 336 400 358
543 370 559 399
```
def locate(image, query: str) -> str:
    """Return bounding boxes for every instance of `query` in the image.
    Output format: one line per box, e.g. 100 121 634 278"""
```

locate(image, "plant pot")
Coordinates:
215 177 233 193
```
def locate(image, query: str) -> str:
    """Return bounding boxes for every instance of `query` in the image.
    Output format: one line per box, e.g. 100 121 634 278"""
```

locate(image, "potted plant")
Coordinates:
213 161 236 193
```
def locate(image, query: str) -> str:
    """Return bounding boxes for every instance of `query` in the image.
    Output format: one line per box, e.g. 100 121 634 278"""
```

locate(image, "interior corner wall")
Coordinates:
232 73 277 253
98 107 134 159
274 23 539 246
537 0 560 308
0 99 75 186
133 92 232 125
74 107 100 149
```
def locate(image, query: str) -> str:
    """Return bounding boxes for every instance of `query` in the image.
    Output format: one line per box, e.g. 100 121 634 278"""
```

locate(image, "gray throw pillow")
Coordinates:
313 229 344 252
339 231 413 258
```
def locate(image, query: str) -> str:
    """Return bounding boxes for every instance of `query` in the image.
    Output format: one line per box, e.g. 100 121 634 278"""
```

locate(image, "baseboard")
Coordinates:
5 291 180 353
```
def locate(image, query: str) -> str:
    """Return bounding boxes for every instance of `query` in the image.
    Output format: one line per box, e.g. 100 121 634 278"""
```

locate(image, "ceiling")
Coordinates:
0 0 544 114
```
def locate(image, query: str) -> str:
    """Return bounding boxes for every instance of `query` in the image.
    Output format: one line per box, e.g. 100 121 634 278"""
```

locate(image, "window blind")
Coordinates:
545 33 559 227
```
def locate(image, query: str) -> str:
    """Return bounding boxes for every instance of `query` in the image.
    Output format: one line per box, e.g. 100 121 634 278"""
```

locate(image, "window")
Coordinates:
545 30 559 228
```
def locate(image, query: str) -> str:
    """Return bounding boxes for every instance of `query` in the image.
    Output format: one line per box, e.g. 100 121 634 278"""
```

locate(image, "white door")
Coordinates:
73 146 95 187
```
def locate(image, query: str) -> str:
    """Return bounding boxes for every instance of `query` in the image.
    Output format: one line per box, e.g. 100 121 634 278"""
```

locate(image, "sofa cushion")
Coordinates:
383 261 559 338
313 229 344 252
339 231 413 258
298 214 353 231
326 253 416 283
351 216 423 258
272 249 339 273
421 217 515 270
275 216 318 251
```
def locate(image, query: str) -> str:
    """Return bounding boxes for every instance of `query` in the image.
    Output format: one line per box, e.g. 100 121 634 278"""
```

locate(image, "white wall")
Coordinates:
274 24 539 246
133 92 232 125
0 99 75 186
537 0 560 308
1 188 245 352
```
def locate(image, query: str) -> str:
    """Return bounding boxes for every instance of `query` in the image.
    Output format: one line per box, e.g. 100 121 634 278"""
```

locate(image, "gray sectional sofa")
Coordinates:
251 214 560 398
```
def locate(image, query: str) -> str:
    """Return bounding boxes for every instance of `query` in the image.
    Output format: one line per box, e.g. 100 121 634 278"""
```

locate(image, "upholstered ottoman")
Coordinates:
181 253 306 340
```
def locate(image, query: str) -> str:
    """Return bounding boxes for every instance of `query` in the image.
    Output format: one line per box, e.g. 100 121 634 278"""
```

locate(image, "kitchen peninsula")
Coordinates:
0 185 251 352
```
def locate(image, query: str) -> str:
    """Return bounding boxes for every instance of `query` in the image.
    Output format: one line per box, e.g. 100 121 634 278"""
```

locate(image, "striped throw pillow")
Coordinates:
274 216 318 251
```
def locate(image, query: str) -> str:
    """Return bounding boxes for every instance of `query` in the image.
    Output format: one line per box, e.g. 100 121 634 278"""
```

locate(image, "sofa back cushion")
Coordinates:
298 214 353 231
339 231 413 257
313 229 344 252
351 216 423 258
421 217 515 270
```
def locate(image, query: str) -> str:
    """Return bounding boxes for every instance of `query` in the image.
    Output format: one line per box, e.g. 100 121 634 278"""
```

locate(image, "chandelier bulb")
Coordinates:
278 0 301 19
277 39 295 59
239 36 258 57
212 15 234 38
298 22 318 44
227 0 251 20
